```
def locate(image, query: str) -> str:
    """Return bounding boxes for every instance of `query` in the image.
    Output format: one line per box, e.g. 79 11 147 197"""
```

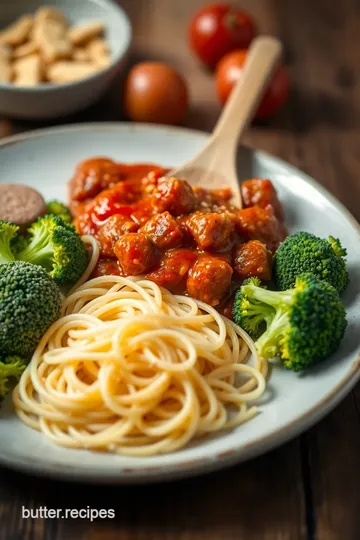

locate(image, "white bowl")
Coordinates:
0 0 132 119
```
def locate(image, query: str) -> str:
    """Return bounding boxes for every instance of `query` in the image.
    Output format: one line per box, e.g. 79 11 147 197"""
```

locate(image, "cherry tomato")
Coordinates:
123 62 189 125
216 50 290 119
189 4 256 68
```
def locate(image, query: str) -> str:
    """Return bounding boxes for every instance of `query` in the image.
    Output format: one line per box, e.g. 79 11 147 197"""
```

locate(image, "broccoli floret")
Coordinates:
234 273 347 371
17 215 88 286
0 261 61 357
274 232 349 294
233 278 275 339
0 220 19 264
12 234 28 255
46 200 73 225
0 355 26 400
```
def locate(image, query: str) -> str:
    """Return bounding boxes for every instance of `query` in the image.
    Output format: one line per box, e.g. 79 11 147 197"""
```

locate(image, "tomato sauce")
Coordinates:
69 157 287 310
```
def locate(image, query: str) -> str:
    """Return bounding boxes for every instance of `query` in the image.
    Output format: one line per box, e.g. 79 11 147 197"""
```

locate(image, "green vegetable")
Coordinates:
0 355 26 401
0 261 61 357
0 220 19 265
17 215 88 286
274 232 348 294
12 233 28 256
46 200 73 225
233 277 275 339
233 273 347 371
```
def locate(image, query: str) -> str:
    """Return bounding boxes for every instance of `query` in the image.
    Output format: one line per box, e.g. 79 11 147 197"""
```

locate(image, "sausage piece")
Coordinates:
140 211 183 249
241 178 284 220
98 214 138 257
90 259 122 278
152 177 197 215
235 205 284 253
69 157 123 201
0 184 47 230
186 257 233 306
114 232 156 276
146 249 197 292
192 186 233 209
233 240 272 281
185 211 235 250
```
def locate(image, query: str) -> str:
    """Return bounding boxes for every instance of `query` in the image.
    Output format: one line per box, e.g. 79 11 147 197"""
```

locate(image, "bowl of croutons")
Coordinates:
0 0 132 119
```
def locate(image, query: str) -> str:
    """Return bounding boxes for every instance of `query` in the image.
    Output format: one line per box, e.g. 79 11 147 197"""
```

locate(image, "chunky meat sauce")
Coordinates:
70 157 286 310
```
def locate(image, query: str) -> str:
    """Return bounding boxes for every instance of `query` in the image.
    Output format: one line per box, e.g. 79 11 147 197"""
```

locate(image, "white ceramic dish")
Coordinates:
0 0 131 119
0 123 359 484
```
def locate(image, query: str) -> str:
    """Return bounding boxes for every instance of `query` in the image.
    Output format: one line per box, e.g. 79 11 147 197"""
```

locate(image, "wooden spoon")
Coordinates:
167 36 283 207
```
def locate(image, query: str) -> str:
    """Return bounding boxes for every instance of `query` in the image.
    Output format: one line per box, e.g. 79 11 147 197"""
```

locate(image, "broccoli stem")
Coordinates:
0 222 19 265
242 283 294 309
0 242 15 264
240 282 295 358
255 309 289 358
18 228 54 271
244 302 275 328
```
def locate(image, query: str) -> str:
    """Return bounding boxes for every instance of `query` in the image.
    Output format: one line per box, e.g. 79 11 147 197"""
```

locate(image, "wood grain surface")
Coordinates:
0 0 359 539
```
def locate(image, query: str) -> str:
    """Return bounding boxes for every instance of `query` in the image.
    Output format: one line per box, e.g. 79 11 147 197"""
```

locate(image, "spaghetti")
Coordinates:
13 240 267 456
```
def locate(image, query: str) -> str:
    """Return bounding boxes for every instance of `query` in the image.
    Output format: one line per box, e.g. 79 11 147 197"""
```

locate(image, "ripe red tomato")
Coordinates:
216 50 290 119
124 63 189 125
189 4 256 68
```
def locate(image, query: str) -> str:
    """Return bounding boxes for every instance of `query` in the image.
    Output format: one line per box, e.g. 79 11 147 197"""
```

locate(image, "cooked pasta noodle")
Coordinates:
13 237 267 456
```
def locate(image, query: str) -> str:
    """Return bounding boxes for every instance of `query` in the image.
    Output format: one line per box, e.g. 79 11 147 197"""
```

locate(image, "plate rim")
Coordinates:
0 121 359 484
1 120 359 234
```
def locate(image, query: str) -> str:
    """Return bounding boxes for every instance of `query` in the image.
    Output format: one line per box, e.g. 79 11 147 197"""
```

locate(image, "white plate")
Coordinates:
0 123 359 484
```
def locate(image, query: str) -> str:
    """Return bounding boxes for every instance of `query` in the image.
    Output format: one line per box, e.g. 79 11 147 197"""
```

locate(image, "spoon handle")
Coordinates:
212 36 283 152
166 36 283 209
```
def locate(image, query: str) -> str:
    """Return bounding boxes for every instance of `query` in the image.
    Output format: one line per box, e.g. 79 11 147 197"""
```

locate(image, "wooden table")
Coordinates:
1 0 360 539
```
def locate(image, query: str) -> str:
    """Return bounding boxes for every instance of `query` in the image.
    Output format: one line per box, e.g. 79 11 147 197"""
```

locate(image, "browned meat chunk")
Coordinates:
152 177 197 215
185 211 235 250
192 186 233 209
235 205 285 253
98 214 138 257
186 257 233 306
140 211 183 249
146 249 197 292
90 259 122 278
114 233 156 276
241 178 284 220
233 240 272 281
69 157 123 201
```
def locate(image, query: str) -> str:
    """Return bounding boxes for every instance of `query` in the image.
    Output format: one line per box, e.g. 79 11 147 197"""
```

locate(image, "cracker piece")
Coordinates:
87 38 110 68
0 44 12 82
72 47 90 62
13 53 42 86
34 6 68 26
34 18 72 63
13 40 38 59
0 63 12 83
0 15 33 47
0 44 12 62
47 60 99 83
68 21 105 46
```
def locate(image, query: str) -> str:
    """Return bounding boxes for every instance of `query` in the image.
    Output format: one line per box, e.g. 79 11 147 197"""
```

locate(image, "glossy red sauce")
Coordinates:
69 157 287 311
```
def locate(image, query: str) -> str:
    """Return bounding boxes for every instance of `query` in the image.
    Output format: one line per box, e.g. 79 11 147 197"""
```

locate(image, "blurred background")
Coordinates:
2 0 359 220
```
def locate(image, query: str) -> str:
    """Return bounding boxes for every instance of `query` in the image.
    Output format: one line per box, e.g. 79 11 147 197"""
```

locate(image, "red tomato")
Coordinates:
216 50 290 119
124 62 189 125
189 4 256 68
256 67 290 119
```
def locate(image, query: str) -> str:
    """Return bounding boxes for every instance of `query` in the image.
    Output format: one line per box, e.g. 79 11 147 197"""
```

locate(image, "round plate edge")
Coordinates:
0 122 359 484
